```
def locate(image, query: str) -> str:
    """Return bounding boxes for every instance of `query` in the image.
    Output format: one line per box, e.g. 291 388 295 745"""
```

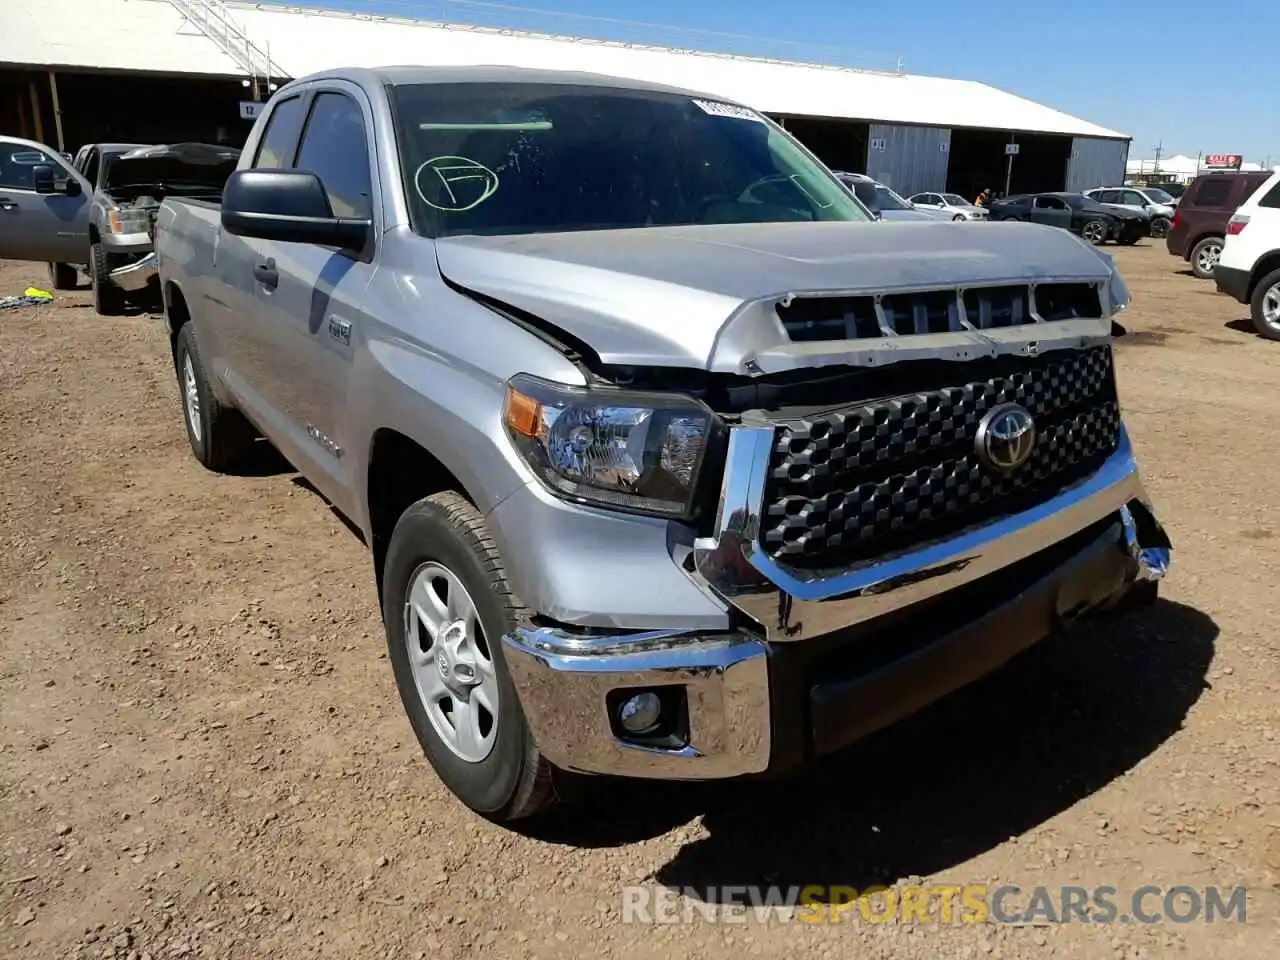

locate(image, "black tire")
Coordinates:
1189 236 1223 280
89 242 124 315
952 214 965 221
47 261 77 290
382 492 555 821
1081 219 1109 245
1150 217 1170 239
1249 268 1280 342
172 323 255 471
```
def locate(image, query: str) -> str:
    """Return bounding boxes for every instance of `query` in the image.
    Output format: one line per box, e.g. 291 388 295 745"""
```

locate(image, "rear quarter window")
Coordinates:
1189 177 1233 208
1259 180 1280 209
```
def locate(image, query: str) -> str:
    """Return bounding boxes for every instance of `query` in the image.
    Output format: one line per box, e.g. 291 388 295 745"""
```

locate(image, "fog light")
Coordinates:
618 692 663 735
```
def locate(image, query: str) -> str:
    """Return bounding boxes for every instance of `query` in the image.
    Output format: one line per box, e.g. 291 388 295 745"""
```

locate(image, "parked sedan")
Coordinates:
833 172 952 222
985 192 1150 245
908 191 990 220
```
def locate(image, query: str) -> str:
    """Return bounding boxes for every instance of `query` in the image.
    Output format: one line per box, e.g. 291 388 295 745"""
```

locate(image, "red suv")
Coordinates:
1167 171 1272 279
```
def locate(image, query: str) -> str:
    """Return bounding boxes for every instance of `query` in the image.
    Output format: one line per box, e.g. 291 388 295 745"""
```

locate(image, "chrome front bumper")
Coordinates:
502 427 1171 780
108 252 158 293
692 425 1163 642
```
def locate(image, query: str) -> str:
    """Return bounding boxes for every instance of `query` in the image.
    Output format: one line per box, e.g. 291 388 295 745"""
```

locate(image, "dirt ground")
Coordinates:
1 243 1277 960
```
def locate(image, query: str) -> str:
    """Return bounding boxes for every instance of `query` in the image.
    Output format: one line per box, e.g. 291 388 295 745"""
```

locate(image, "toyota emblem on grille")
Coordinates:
975 403 1036 472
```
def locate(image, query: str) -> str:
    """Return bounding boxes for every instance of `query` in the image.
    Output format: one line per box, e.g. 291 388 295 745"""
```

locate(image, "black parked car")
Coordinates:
985 192 1150 245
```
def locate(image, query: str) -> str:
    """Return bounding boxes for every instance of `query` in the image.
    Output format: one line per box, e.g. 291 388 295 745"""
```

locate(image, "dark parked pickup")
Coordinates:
1166 171 1272 279
984 192 1150 246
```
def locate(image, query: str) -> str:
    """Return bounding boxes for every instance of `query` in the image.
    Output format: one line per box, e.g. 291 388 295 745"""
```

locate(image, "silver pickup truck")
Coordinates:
154 65 1172 822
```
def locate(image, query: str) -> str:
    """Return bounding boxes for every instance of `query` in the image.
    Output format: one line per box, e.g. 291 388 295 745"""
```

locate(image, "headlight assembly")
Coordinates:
503 374 715 519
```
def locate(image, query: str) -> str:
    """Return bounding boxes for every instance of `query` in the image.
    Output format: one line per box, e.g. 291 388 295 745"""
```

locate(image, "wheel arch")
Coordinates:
364 427 479 601
1248 251 1280 299
163 280 191 341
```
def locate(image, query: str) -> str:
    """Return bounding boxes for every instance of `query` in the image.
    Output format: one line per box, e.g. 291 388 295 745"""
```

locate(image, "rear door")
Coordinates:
241 84 380 513
1029 195 1072 229
0 138 90 263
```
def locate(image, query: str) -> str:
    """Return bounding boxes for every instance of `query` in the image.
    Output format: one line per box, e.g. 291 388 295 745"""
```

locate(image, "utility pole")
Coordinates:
1152 141 1163 173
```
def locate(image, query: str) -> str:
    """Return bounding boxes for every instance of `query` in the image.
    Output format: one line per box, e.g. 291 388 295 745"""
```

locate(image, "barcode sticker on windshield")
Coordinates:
691 98 765 123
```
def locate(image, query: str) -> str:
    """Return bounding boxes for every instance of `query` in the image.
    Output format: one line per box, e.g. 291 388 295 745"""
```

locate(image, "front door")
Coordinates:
0 139 90 263
243 85 379 516
1029 195 1073 230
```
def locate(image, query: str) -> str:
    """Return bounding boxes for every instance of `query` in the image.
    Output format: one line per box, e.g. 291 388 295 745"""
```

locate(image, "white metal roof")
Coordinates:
0 0 1128 140
0 0 241 77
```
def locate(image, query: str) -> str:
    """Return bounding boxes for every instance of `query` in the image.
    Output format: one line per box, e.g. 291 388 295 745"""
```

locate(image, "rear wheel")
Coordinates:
1250 269 1280 341
89 242 124 315
1190 236 1223 279
47 262 77 290
172 323 255 471
1081 219 1109 245
383 492 555 821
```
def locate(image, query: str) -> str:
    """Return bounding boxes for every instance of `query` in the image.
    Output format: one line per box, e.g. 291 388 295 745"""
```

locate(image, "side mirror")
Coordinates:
221 169 371 251
32 164 57 195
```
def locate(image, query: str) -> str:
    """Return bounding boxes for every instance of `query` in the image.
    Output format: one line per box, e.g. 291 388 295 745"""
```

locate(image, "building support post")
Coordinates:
28 79 44 143
48 71 65 152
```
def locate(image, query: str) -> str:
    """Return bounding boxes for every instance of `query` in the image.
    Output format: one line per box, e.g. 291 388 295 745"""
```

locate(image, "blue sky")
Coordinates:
280 0 1279 163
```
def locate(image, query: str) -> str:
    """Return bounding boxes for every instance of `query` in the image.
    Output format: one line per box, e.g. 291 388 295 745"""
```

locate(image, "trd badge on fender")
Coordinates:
975 403 1036 472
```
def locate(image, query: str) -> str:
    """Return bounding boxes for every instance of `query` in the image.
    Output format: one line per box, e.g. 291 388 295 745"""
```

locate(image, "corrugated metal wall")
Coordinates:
865 124 952 196
1066 137 1130 191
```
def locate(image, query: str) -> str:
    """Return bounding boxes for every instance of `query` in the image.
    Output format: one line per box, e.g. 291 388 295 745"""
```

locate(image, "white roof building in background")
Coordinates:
0 0 1128 140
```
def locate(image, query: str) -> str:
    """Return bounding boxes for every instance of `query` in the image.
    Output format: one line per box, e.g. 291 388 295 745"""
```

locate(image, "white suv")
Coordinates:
1216 171 1280 340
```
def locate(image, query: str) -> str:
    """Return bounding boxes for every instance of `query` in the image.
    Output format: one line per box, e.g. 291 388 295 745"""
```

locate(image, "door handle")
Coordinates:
0 197 17 211
253 259 279 289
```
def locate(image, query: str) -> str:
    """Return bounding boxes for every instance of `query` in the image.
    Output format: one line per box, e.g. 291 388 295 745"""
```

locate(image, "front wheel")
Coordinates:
1250 269 1280 341
952 213 966 221
1081 219 1109 245
89 242 125 315
1150 217 1170 239
1190 236 1223 279
383 492 555 821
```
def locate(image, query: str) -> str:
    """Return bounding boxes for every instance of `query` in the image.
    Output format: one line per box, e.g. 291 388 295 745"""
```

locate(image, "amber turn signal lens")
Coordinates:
504 386 542 439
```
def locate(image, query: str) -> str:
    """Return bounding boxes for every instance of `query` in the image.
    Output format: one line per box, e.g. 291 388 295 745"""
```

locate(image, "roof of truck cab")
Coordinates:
302 64 716 101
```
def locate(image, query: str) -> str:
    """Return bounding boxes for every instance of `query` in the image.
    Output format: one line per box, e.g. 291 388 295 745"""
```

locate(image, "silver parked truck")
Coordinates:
154 66 1172 821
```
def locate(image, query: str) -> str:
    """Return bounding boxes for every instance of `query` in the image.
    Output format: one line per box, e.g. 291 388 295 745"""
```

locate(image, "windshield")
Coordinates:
391 83 870 237
849 180 913 211
941 193 969 206
1143 188 1174 203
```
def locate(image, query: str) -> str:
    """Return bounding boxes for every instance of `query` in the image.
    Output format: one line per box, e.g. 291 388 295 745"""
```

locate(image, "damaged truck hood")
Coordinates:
434 220 1119 374
106 142 241 190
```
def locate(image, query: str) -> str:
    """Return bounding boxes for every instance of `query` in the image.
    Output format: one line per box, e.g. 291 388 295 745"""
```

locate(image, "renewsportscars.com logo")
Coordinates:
621 884 1249 926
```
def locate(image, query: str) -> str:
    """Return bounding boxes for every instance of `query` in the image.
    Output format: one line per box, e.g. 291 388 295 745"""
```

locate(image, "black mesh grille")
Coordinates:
760 346 1120 568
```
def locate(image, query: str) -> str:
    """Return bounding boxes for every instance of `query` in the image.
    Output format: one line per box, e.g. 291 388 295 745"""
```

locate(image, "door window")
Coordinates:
0 145 60 191
1033 196 1068 210
83 150 101 188
1123 190 1148 205
293 92 374 219
253 95 306 169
